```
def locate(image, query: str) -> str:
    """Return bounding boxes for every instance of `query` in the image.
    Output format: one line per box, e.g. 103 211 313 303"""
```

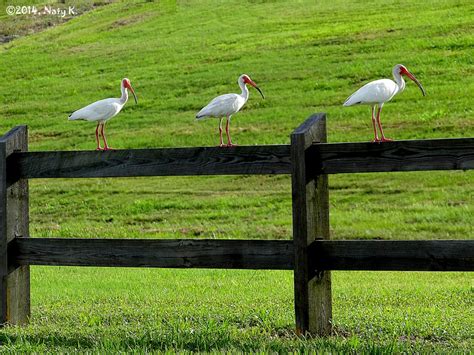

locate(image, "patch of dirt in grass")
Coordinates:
108 13 153 29
0 34 20 43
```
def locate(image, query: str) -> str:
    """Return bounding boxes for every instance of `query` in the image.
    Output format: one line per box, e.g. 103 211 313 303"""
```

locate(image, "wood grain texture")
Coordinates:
309 240 474 271
307 137 474 176
0 126 30 326
8 238 294 270
6 134 474 183
8 238 472 271
291 113 327 150
291 113 332 336
7 145 291 183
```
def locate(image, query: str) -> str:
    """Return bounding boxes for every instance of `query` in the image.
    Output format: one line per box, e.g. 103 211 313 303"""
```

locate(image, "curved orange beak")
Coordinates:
125 81 138 104
403 69 426 96
245 78 265 99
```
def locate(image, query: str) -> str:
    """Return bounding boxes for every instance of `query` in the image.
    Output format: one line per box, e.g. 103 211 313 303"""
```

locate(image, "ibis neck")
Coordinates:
120 85 128 104
239 81 249 101
393 72 406 93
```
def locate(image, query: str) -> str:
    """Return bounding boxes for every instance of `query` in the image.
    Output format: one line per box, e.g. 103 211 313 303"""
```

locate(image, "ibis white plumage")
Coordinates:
196 74 264 147
343 64 426 142
68 78 138 150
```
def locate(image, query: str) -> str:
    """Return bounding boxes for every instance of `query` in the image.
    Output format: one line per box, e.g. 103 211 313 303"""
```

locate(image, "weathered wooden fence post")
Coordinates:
291 113 332 335
0 126 30 325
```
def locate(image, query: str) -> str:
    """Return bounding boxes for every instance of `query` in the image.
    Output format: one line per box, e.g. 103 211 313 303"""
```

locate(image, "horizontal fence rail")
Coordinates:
8 238 474 272
8 238 294 271
7 137 474 183
309 240 474 271
308 137 474 176
6 145 291 184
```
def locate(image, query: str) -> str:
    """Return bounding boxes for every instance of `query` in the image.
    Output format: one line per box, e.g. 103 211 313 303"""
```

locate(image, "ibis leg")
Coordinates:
376 106 392 142
101 123 112 150
371 106 379 143
225 116 234 147
95 123 103 150
218 118 224 147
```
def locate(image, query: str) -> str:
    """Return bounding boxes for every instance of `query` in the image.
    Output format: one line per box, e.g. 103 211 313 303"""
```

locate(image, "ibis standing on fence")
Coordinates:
196 74 265 147
343 64 426 142
68 78 138 150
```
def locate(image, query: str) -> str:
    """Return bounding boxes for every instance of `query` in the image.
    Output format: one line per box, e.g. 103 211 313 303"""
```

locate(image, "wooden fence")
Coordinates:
1 113 473 335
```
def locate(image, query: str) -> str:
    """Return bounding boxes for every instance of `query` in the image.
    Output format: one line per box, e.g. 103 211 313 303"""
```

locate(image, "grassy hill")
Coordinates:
0 0 473 352
1 0 472 149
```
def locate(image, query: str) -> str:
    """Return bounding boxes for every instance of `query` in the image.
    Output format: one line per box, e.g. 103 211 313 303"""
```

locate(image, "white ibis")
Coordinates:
343 64 426 142
68 78 138 150
196 74 264 147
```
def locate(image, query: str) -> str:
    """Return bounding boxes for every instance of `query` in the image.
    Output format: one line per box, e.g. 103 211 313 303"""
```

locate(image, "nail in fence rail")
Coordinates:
1 115 473 335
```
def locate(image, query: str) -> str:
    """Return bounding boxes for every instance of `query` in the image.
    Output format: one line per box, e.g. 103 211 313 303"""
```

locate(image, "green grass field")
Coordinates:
0 0 473 352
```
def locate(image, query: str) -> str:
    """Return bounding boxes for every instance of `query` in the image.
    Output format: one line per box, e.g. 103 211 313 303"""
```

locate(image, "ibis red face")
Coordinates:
399 66 426 96
242 75 265 99
123 78 138 104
